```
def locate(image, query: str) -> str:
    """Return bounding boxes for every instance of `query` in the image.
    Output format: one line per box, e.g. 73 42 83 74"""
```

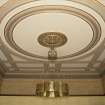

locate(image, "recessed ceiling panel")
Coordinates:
0 0 105 62
4 62 12 67
10 54 28 61
74 55 94 62
16 63 43 68
93 62 101 68
60 69 85 72
12 12 93 58
0 50 7 61
19 69 43 72
97 49 105 61
62 63 88 68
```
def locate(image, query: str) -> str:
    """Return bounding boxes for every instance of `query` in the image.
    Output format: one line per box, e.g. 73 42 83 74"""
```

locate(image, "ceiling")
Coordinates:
0 0 105 79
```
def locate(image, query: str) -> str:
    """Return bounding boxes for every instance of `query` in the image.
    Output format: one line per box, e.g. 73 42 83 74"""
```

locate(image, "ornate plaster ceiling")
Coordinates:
0 0 105 79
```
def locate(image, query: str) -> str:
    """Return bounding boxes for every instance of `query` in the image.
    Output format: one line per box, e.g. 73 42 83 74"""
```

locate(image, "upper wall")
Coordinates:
102 75 105 94
0 78 104 95
0 74 3 92
0 75 2 81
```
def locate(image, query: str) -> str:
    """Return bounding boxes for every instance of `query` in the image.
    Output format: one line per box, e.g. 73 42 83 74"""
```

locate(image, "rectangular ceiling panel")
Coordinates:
62 63 88 68
16 63 43 68
0 50 7 61
97 49 105 61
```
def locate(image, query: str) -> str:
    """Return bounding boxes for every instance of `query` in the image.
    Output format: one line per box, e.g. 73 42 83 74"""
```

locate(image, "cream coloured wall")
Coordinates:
68 79 104 95
0 79 41 95
0 75 3 92
102 75 105 94
0 96 105 105
0 78 104 95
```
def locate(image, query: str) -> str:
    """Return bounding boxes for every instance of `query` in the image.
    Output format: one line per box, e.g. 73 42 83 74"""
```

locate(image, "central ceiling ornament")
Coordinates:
38 32 67 60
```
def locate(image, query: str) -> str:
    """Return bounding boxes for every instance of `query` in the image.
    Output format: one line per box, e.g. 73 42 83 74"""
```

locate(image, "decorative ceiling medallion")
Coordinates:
38 32 67 48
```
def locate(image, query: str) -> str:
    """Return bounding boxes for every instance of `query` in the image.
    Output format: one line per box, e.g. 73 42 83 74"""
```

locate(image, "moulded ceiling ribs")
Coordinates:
0 46 19 71
86 39 105 73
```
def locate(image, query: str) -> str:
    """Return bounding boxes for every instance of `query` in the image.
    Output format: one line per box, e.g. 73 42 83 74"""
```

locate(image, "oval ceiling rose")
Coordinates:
38 32 67 48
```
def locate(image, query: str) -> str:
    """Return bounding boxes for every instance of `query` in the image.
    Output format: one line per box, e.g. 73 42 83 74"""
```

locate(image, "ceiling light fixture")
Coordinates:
38 32 67 60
